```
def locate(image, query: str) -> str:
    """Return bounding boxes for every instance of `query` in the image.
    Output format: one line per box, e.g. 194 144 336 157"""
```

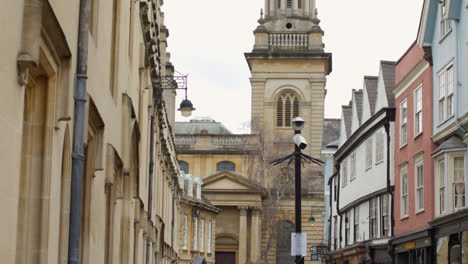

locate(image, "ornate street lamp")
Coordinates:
158 73 196 117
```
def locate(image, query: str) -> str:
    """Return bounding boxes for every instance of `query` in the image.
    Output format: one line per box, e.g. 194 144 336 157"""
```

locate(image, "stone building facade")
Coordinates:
1 0 182 263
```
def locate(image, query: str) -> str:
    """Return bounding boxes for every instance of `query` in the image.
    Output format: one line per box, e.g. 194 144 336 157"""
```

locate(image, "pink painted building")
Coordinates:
391 42 438 263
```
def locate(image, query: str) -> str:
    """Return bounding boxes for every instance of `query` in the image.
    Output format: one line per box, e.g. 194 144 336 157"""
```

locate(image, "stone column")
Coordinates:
238 206 248 264
250 207 262 263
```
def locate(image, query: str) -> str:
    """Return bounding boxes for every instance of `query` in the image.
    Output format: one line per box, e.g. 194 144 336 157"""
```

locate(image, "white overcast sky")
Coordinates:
163 0 424 133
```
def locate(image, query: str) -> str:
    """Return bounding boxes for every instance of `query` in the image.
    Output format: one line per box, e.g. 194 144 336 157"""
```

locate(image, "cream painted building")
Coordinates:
1 0 183 263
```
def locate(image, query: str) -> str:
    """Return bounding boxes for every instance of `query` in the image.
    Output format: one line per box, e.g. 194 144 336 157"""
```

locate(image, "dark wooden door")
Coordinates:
215 252 235 264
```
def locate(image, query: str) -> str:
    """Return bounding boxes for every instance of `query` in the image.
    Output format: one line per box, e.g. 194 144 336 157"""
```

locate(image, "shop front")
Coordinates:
391 228 433 264
430 208 468 264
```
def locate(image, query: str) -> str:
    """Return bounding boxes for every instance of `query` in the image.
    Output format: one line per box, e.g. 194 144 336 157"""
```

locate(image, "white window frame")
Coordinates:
452 155 465 210
400 99 408 147
366 138 373 169
400 166 409 218
438 63 454 124
369 198 378 238
381 194 389 237
350 152 356 181
183 215 188 249
207 221 212 253
437 158 446 215
414 85 423 136
415 158 424 213
440 2 452 39
345 211 350 245
193 217 198 250
342 159 348 187
354 207 359 242
375 130 384 164
200 219 205 252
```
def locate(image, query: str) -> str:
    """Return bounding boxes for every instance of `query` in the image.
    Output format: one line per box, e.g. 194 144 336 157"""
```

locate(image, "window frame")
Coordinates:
381 194 389 237
183 215 188 250
276 92 300 128
353 207 359 243
415 158 425 213
375 130 384 164
400 98 408 147
200 219 205 252
437 158 446 215
414 84 423 137
350 152 356 181
345 211 350 245
193 216 198 250
207 221 212 253
369 198 378 238
216 161 236 172
438 63 454 124
342 159 348 187
439 2 452 39
400 166 409 218
452 155 465 210
366 138 373 169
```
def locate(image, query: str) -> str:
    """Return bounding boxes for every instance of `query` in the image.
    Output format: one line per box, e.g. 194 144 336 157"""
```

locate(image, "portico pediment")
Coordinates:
202 171 265 194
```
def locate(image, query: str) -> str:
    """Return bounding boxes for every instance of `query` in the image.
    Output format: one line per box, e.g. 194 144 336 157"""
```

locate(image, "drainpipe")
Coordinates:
335 163 342 248
454 19 467 136
384 119 394 238
67 0 90 263
328 174 333 251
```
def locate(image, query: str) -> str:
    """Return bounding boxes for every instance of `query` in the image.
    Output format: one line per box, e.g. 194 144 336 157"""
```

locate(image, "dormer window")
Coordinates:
276 92 300 128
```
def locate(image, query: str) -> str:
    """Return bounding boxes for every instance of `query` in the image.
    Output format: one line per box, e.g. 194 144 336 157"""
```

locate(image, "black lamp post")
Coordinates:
292 117 306 264
157 73 196 117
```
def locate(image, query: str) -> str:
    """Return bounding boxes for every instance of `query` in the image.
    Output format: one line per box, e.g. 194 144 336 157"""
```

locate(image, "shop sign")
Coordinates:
405 242 415 249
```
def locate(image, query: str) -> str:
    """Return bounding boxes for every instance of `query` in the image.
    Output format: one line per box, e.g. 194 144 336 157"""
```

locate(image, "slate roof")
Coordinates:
322 118 341 147
432 135 465 155
381 61 396 107
364 76 378 115
342 105 352 138
353 90 363 123
175 117 232 135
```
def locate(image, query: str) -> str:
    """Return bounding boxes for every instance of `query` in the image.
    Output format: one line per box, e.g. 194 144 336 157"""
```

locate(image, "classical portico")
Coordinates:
202 171 265 264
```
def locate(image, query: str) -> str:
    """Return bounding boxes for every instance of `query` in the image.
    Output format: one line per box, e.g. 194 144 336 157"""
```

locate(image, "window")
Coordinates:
334 178 337 201
183 215 188 249
333 216 337 249
276 92 300 128
440 2 452 38
366 138 373 169
193 217 198 250
414 85 423 135
369 198 378 238
401 167 409 217
350 152 356 181
400 99 408 146
453 156 465 209
438 65 454 123
354 207 359 242
439 159 446 214
207 221 212 253
342 159 348 187
376 130 384 163
216 161 236 172
298 0 302 8
345 212 350 245
287 0 292 8
180 161 189 174
277 0 281 8
200 219 205 252
415 160 424 212
381 195 389 236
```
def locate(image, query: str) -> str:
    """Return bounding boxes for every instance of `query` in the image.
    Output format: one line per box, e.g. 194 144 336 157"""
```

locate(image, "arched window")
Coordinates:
298 0 302 8
277 0 281 8
287 0 292 8
216 161 236 172
180 161 189 174
276 221 295 263
276 92 300 128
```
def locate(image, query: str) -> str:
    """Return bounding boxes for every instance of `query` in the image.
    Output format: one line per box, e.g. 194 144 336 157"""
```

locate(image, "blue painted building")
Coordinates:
418 0 468 262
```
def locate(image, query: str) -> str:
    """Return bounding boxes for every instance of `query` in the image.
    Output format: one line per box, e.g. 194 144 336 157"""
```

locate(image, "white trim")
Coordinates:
400 165 409 219
414 84 423 137
400 98 408 148
414 157 424 213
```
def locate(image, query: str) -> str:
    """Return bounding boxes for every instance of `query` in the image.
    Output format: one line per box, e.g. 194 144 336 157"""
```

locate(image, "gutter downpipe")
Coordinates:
454 19 467 136
67 0 90 263
146 85 162 264
328 175 333 252
335 163 342 249
384 119 395 264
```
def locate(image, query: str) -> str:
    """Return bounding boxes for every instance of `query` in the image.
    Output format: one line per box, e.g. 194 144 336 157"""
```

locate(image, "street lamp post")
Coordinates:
270 117 323 264
293 117 305 264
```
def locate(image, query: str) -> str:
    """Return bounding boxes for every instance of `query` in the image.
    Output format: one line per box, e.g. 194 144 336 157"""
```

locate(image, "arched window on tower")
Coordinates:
216 161 236 172
276 92 300 128
180 161 189 174
287 0 292 8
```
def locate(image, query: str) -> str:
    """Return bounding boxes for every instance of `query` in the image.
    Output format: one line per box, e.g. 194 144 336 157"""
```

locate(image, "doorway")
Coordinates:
215 252 235 264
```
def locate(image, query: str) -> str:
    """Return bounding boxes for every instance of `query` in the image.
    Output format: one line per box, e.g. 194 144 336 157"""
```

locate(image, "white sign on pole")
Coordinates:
291 233 307 256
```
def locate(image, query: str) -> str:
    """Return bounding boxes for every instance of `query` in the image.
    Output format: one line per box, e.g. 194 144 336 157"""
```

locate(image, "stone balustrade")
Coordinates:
268 33 309 50
211 136 244 145
175 135 196 145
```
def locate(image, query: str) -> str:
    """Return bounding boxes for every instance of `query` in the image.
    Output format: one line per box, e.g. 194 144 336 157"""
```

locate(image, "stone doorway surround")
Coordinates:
202 171 265 264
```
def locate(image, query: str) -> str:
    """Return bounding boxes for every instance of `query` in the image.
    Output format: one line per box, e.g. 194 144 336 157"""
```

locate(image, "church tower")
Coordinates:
245 0 332 190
